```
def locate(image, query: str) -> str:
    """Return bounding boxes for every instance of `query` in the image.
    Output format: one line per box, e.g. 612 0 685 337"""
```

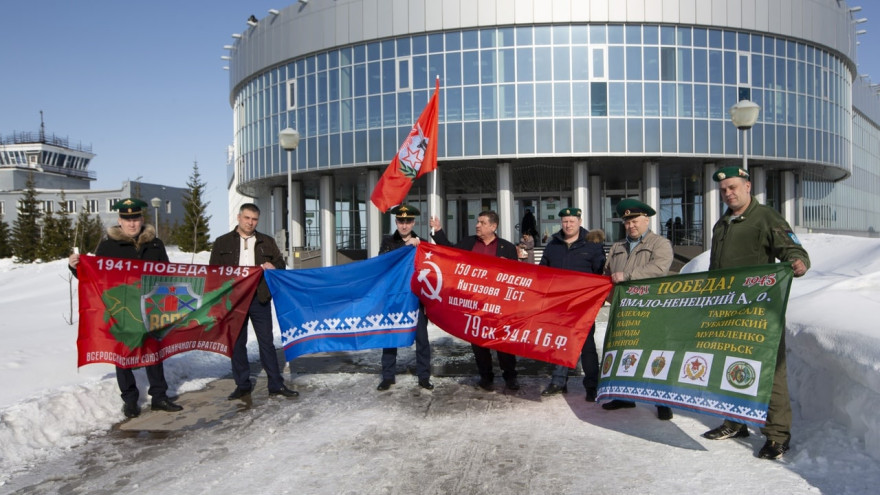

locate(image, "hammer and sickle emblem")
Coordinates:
417 261 443 301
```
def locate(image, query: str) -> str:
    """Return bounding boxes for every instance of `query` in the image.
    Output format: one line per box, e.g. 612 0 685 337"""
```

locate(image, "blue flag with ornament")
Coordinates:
264 246 419 361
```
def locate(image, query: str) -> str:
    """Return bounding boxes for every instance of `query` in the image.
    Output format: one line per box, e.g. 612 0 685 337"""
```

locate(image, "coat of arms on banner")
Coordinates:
141 281 203 340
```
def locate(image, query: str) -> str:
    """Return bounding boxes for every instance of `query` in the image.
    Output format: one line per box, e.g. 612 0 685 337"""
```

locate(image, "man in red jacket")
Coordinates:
429 210 520 391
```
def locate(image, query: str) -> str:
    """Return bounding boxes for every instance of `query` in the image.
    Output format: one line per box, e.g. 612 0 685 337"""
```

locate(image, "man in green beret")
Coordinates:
538 207 606 401
601 198 674 418
702 166 810 460
68 197 184 418
376 204 433 391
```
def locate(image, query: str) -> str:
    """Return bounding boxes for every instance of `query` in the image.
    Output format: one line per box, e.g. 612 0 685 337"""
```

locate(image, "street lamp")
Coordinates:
728 99 761 171
150 197 161 232
279 127 301 268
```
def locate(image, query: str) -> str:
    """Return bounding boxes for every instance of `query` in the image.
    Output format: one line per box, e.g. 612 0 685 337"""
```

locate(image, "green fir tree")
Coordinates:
40 192 76 261
75 201 105 254
171 161 212 252
11 173 42 263
0 214 12 258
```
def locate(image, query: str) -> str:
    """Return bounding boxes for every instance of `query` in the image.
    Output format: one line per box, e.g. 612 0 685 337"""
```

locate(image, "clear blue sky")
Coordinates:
4 1 880 238
2 0 281 237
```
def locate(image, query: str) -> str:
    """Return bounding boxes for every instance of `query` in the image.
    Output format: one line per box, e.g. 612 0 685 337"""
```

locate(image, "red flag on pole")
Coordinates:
370 78 440 212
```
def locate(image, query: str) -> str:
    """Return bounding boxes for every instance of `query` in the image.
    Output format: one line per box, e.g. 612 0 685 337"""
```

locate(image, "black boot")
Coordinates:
758 439 789 459
151 398 183 412
122 401 141 418
541 383 568 396
602 399 636 410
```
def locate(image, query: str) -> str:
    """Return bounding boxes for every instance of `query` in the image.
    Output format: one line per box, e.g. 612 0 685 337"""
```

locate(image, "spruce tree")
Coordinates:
0 214 12 258
75 202 105 254
40 192 76 261
172 161 212 252
11 173 42 263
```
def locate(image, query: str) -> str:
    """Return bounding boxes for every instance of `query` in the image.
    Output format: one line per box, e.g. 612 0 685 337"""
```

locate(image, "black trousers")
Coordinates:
116 363 168 405
472 344 517 380
381 307 431 380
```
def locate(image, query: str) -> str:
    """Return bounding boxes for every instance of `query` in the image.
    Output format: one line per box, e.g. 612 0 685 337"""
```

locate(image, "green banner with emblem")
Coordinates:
597 263 794 426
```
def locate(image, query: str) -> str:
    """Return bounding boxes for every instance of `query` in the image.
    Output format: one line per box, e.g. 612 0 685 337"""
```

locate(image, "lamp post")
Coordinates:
150 197 161 232
279 127 301 268
728 99 761 171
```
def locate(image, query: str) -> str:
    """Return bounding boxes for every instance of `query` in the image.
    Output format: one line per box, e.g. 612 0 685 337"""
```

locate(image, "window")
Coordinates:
64 200 76 213
87 199 99 213
660 47 676 81
738 52 750 86
0 200 4 216
591 47 607 80
107 198 120 212
165 200 171 214
42 201 54 213
397 57 411 90
287 80 297 110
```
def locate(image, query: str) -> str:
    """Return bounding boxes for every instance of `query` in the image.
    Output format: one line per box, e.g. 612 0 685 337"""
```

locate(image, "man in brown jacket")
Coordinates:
210 203 298 401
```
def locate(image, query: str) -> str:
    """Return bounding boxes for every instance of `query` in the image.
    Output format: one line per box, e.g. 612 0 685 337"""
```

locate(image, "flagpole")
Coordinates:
431 75 440 238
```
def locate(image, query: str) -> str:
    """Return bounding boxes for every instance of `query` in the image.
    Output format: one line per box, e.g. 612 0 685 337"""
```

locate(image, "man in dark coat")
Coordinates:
376 204 433 391
429 210 520 391
538 207 606 402
68 198 183 419
521 208 538 238
210 203 298 401
701 166 810 460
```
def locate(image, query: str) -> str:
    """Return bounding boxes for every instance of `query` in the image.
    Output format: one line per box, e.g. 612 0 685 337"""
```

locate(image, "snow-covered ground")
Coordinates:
1 233 879 494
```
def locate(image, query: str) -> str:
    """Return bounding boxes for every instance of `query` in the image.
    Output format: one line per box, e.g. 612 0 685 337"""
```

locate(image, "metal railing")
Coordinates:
0 131 93 153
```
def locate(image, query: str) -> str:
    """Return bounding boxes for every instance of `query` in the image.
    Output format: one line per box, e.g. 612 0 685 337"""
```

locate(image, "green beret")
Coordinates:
390 204 420 218
111 198 147 219
558 207 582 218
713 166 750 182
616 199 656 219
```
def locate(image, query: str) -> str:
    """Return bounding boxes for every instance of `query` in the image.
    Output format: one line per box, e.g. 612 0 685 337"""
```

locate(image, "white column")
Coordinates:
572 160 589 222
366 169 382 258
703 163 719 249
642 161 660 234
319 175 336 267
750 166 766 206
428 167 444 237
781 170 797 227
496 162 514 242
590 175 602 231
271 186 284 235
290 180 304 248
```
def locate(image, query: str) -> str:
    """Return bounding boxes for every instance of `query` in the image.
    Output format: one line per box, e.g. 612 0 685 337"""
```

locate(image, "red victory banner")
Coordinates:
76 255 263 368
411 243 612 367
370 78 440 212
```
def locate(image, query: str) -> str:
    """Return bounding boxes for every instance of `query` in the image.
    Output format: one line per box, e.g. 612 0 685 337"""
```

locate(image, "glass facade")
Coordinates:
803 112 880 233
234 24 852 188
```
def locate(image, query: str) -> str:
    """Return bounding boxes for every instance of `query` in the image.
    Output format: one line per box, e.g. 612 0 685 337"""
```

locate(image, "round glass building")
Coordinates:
226 0 880 266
